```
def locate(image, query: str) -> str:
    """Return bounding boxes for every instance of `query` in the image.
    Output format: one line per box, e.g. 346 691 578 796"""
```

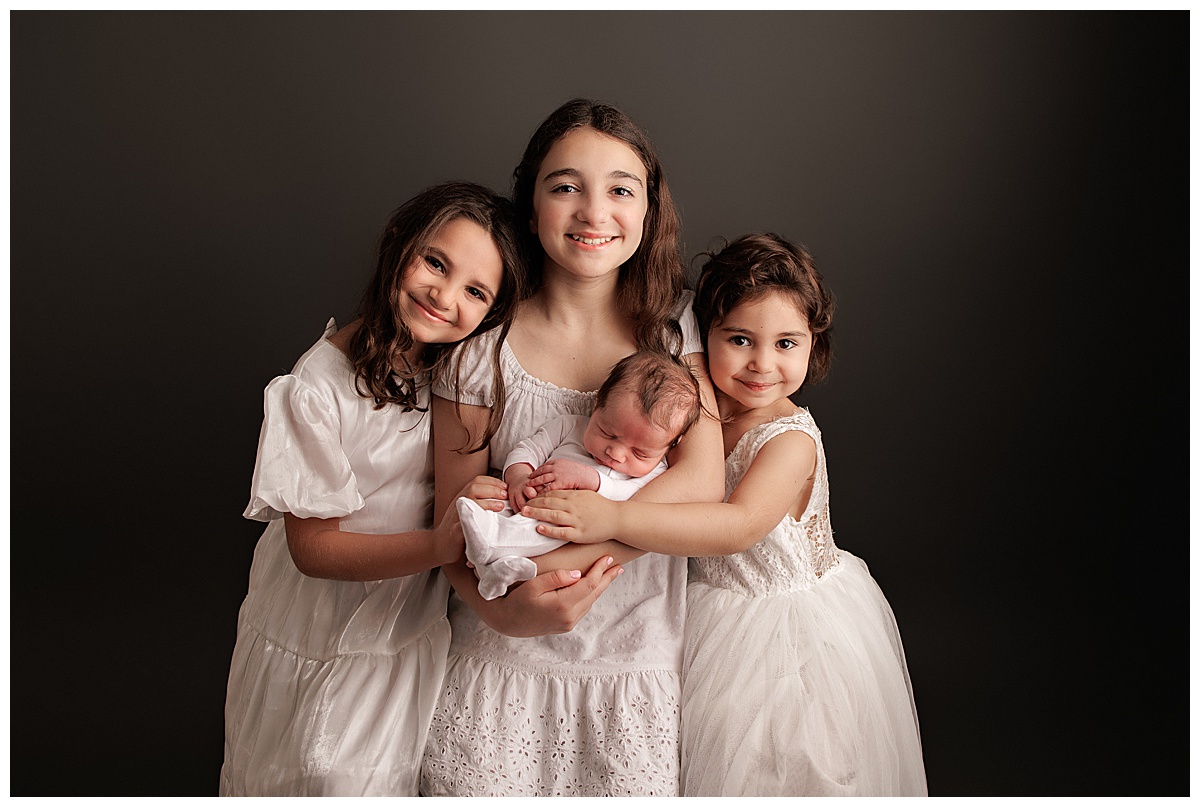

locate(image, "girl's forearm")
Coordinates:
531 540 644 574
284 514 457 581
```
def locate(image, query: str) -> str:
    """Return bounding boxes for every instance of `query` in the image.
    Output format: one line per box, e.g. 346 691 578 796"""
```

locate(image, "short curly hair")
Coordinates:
693 232 835 386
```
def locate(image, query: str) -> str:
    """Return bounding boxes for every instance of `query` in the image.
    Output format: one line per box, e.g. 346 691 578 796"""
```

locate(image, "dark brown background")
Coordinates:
10 11 1187 795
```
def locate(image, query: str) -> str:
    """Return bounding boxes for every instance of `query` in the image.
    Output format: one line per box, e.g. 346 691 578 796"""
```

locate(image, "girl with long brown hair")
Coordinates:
221 182 524 796
421 99 725 796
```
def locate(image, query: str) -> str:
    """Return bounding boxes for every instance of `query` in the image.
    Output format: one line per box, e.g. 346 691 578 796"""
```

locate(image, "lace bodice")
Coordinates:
692 408 838 596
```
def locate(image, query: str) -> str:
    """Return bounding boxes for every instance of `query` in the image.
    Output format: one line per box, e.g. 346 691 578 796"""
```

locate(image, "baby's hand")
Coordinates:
504 463 535 512
526 459 601 495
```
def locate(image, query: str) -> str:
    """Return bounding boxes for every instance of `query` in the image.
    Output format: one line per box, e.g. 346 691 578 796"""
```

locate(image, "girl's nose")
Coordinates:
576 192 609 224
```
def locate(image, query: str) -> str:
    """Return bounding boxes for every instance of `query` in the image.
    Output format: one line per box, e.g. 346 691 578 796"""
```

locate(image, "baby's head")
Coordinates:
584 351 703 478
693 233 835 392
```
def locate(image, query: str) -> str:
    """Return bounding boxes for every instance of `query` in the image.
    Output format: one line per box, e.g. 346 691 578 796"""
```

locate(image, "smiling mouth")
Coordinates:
569 234 616 246
411 296 452 325
740 380 776 392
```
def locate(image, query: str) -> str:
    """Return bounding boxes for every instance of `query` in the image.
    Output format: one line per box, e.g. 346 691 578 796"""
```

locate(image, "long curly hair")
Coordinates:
348 182 527 438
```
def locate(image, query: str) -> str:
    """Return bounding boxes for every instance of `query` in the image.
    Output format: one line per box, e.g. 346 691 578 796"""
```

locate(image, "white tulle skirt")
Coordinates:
681 550 927 796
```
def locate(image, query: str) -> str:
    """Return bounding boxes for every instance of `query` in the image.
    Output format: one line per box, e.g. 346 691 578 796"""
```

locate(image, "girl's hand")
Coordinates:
522 489 620 544
526 459 601 494
436 475 507 565
476 555 623 636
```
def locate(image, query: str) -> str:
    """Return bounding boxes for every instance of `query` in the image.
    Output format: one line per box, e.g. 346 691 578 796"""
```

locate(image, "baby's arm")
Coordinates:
525 429 817 557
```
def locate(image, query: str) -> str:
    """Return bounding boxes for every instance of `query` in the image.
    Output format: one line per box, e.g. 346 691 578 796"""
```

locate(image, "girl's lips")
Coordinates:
567 233 617 247
411 296 451 324
739 379 776 392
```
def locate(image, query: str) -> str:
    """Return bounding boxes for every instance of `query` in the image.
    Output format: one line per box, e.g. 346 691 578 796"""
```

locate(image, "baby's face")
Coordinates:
584 390 679 478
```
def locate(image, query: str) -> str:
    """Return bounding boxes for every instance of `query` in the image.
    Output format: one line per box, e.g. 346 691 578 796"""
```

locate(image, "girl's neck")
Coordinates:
716 389 798 453
527 263 626 330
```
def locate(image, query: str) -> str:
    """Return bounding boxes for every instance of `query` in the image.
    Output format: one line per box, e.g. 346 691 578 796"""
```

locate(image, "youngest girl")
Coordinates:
221 182 524 796
526 233 928 796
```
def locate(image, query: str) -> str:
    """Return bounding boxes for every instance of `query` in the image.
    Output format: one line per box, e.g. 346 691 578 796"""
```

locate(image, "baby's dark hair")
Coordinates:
693 232 835 386
350 182 527 443
596 351 704 447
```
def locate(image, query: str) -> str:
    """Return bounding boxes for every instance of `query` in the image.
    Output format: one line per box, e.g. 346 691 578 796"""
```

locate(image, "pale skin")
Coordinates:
282 217 507 582
432 127 724 632
524 290 820 558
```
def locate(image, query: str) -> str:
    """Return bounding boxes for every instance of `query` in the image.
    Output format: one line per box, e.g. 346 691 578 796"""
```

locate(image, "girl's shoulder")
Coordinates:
728 407 820 464
285 319 356 392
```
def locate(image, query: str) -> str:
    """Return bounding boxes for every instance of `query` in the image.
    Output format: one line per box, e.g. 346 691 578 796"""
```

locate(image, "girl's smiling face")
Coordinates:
706 290 813 416
531 126 649 281
398 216 504 350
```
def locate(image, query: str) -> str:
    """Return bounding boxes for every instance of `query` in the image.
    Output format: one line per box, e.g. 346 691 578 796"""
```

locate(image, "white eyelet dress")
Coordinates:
420 294 702 796
221 320 451 796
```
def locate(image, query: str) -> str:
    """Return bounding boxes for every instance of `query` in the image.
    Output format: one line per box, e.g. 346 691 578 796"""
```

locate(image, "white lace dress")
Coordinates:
420 295 702 796
682 409 927 796
221 320 451 796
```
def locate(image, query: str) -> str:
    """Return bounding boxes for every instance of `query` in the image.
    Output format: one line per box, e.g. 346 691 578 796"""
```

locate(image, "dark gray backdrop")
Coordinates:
11 11 1187 796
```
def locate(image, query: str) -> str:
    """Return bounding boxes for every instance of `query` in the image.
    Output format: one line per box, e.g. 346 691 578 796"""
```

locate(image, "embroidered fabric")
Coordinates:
692 409 838 596
420 293 702 796
421 655 681 796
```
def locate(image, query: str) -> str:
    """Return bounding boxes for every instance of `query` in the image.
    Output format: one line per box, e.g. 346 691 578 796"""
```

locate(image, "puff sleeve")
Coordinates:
243 374 366 522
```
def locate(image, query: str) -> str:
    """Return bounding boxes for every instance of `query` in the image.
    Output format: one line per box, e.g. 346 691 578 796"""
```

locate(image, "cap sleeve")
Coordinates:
243 374 365 522
432 326 501 407
674 290 703 356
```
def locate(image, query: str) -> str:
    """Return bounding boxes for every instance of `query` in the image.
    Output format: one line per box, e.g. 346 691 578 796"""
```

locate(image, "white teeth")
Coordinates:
570 234 615 246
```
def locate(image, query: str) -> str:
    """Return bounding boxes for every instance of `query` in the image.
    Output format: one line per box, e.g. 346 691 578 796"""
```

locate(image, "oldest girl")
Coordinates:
528 233 928 796
221 182 526 796
420 99 725 796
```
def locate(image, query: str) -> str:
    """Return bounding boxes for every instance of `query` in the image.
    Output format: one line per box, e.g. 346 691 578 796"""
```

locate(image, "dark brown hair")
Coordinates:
693 233 835 387
512 98 685 355
349 182 527 434
596 351 704 447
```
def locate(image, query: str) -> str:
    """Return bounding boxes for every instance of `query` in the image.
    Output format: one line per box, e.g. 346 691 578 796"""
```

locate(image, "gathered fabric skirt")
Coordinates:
681 551 927 796
421 653 682 796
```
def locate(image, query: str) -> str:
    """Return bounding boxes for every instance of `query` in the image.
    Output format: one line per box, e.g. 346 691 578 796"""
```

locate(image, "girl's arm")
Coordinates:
528 351 726 573
284 474 505 581
432 394 622 633
525 429 816 557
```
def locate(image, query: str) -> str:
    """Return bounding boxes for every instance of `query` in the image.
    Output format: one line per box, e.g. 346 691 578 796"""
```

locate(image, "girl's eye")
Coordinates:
426 256 445 273
612 186 634 198
729 335 751 347
777 339 796 350
550 184 579 194
466 287 487 302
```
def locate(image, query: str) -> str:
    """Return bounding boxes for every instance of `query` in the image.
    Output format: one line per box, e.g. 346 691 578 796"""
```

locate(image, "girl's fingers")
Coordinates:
535 523 574 541
520 505 573 525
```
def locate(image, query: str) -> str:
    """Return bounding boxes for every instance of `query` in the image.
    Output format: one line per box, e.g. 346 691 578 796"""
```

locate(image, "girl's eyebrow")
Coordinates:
542 167 644 187
719 325 809 337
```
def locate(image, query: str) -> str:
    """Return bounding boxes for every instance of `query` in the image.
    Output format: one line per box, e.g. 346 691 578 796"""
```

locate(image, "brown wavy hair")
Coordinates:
512 98 685 355
693 233 835 388
349 182 527 440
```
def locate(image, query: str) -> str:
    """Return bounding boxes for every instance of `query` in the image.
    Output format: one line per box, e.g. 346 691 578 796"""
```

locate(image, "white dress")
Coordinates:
681 408 928 796
221 320 451 796
420 295 702 796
